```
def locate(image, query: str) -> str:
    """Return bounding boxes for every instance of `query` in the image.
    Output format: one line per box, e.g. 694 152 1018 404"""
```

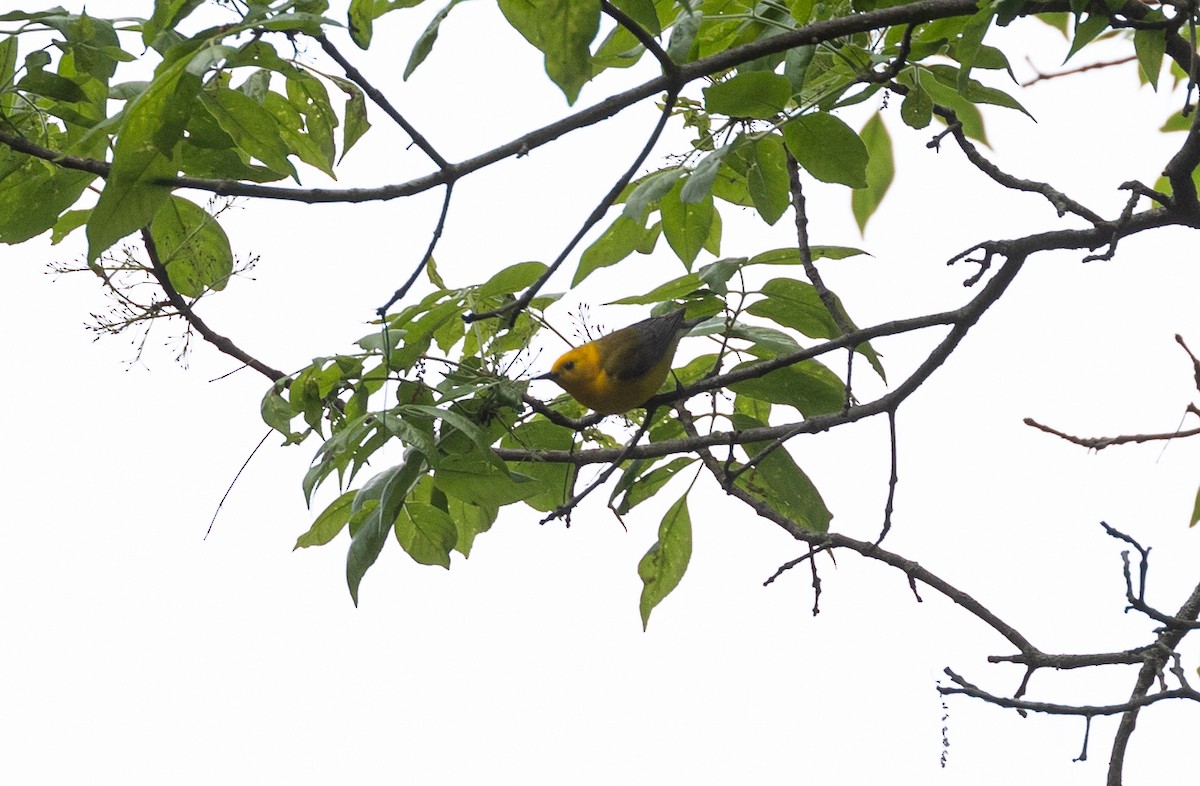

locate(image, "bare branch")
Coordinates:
1024 417 1200 450
939 669 1200 716
675 410 1041 657
929 104 1105 223
1020 54 1137 87
876 410 898 545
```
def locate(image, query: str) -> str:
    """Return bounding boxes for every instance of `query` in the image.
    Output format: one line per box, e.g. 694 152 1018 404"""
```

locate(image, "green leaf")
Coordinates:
402 403 505 470
262 91 336 178
1134 28 1166 91
784 45 814 92
50 209 89 245
728 358 845 416
783 113 868 188
149 196 234 297
394 501 456 567
348 0 377 48
348 453 427 605
733 416 832 533
404 0 464 79
910 68 988 144
680 145 729 204
747 134 790 225
1191 484 1200 527
501 419 576 513
435 462 542 507
86 57 200 261
591 22 646 73
666 8 701 62
725 323 799 356
852 113 893 233
613 457 695 515
638 494 692 630
575 215 648 285
611 0 659 31
0 36 16 112
261 382 296 436
498 0 600 104
953 3 993 92
703 205 722 257
702 72 792 119
334 78 370 161
926 64 1033 119
478 260 548 298
660 179 713 269
621 168 683 221
200 87 299 180
1161 111 1192 133
746 278 885 380
295 490 356 548
900 83 933 130
747 246 868 265
698 257 745 293
445 495 496 556
16 69 87 102
1065 14 1109 63
747 279 837 338
144 0 204 48
285 70 338 167
607 271 703 305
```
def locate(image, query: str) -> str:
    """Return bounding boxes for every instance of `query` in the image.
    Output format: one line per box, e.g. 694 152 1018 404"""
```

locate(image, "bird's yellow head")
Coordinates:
540 343 607 407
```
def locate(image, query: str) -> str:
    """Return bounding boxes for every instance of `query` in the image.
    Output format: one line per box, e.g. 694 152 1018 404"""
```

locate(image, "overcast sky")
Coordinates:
3 4 1200 784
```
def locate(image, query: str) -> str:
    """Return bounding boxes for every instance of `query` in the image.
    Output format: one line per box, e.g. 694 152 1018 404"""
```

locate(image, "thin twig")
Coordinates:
940 669 1200 716
1024 417 1200 450
468 87 682 327
876 410 899 545
928 103 1104 223
862 22 915 83
205 430 272 539
539 411 656 525
1020 55 1137 87
377 182 455 315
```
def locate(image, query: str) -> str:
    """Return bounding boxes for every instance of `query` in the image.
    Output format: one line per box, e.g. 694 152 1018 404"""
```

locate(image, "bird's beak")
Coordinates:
532 371 557 381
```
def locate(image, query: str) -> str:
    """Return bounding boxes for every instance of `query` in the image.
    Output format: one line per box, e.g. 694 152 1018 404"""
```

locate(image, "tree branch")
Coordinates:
1024 417 1200 450
675 409 1041 656
0 0 984 207
140 229 287 382
925 102 1105 223
315 33 449 170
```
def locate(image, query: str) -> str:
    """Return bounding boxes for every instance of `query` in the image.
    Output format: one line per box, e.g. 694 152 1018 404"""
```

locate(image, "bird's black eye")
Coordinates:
562 360 576 371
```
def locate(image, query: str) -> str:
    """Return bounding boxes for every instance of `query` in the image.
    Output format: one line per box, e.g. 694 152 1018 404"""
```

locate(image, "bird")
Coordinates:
535 308 701 414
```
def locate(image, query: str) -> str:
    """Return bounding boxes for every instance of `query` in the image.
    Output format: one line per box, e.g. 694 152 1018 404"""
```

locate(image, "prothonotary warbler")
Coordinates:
536 308 701 414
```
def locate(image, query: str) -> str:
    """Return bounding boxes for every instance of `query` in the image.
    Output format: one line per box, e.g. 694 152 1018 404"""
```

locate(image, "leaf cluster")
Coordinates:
0 0 1193 632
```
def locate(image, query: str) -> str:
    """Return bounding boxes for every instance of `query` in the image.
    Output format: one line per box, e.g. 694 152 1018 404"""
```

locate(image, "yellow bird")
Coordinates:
536 308 701 414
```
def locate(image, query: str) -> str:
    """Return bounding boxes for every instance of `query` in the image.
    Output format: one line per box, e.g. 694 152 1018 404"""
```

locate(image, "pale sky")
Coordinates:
3 4 1199 784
